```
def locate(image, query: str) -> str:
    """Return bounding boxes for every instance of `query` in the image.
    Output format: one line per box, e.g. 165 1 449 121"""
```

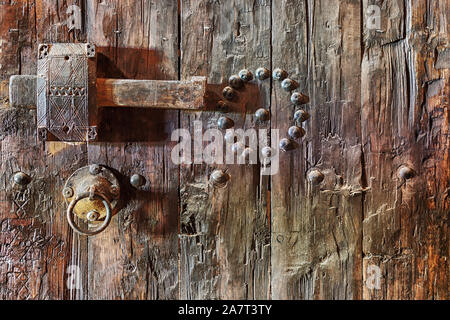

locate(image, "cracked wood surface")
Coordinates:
0 0 448 300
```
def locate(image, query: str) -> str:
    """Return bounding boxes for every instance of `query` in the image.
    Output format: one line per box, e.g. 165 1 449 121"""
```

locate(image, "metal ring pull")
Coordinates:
67 191 112 236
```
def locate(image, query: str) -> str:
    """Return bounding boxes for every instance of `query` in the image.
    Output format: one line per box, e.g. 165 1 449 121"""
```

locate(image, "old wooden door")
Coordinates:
0 0 448 300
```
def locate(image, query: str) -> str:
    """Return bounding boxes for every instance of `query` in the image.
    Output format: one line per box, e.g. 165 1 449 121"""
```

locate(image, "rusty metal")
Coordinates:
308 169 324 185
217 116 234 129
229 75 244 89
216 100 229 113
294 109 310 123
13 172 31 186
281 78 298 91
288 125 306 140
209 170 230 189
255 108 270 122
63 164 120 236
238 69 253 82
222 86 235 101
291 92 309 105
255 67 270 80
279 138 295 152
272 68 288 81
67 191 112 236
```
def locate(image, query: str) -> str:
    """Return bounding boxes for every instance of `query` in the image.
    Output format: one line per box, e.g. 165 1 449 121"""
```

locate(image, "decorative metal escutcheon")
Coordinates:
63 165 120 236
37 43 97 142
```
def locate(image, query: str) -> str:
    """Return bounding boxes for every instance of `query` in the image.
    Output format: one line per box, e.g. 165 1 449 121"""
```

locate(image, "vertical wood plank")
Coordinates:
271 0 363 299
179 0 271 299
361 0 449 299
85 0 179 299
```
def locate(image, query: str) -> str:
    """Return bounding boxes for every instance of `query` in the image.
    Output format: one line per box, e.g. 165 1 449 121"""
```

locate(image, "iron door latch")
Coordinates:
9 43 207 142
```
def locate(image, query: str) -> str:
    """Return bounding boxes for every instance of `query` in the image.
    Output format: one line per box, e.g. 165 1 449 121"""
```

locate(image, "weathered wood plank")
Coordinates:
96 77 206 110
179 0 271 299
361 0 449 299
85 0 179 299
271 0 363 299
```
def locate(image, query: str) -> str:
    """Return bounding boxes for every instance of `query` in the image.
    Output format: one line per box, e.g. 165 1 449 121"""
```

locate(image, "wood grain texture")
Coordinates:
85 0 179 299
96 77 206 110
179 0 271 299
0 0 447 300
271 0 363 299
361 0 449 299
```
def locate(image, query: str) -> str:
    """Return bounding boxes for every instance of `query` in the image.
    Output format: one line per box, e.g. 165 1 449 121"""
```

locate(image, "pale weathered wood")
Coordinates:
85 0 179 299
271 0 363 299
96 77 206 110
179 0 271 299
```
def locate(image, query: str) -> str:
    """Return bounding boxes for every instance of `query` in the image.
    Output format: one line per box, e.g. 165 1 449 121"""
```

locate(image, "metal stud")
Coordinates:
13 172 31 186
291 92 309 105
255 67 270 80
241 147 255 163
398 166 415 180
279 138 295 152
222 86 235 101
229 75 244 89
210 169 230 189
281 78 298 91
261 146 272 159
231 141 245 155
217 116 235 129
308 169 324 185
294 109 310 123
238 69 253 82
217 100 229 113
288 126 306 140
86 210 100 222
255 108 270 122
89 164 101 175
130 174 146 188
272 68 288 81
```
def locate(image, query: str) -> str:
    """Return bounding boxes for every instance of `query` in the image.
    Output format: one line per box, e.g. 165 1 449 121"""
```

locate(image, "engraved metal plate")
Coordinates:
37 43 96 142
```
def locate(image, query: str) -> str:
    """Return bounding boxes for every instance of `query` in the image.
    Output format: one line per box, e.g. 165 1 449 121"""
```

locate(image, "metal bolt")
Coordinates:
288 125 306 140
261 146 272 159
294 109 310 123
63 187 74 198
255 67 270 80
86 210 100 222
110 185 120 198
89 164 101 175
281 78 298 91
209 169 230 188
217 100 229 113
224 130 237 143
272 68 288 81
398 166 415 180
229 75 244 89
241 147 255 163
291 92 310 105
222 86 235 101
238 69 253 82
217 116 235 129
255 108 270 122
308 169 324 185
130 174 146 188
13 172 31 186
279 138 295 152
231 141 245 155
